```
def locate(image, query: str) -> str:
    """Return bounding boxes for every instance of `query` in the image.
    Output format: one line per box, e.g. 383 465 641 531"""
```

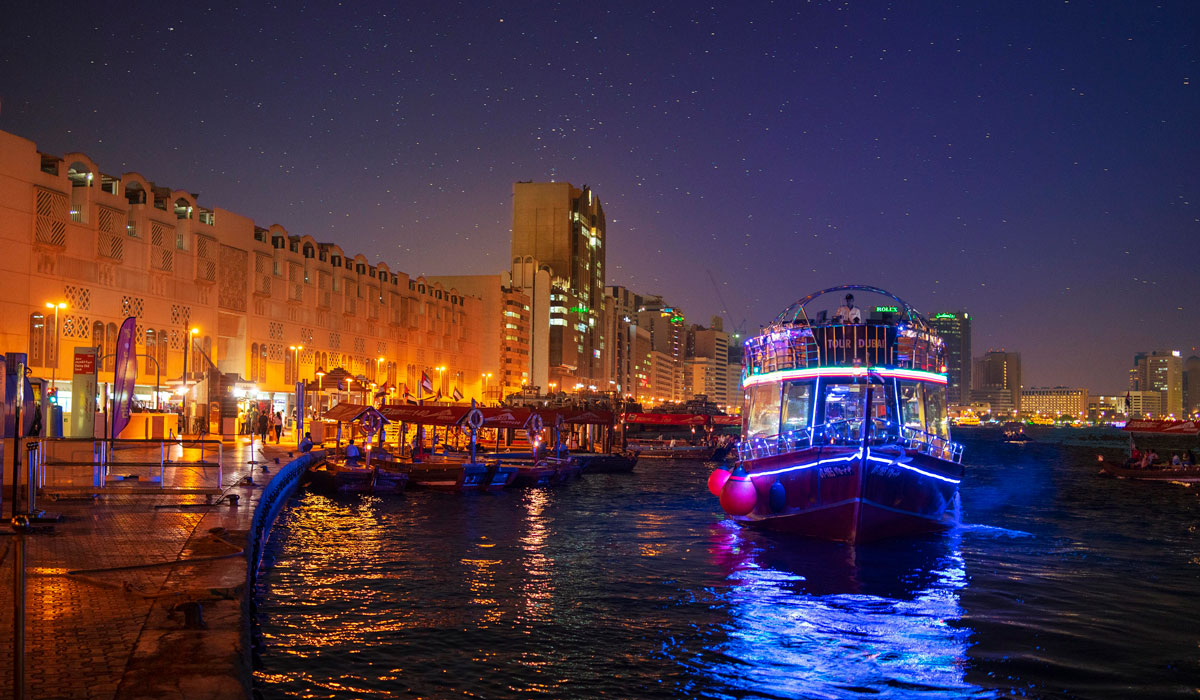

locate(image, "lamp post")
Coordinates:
289 345 304 384
482 372 492 402
436 365 446 399
181 327 198 434
315 368 325 418
44 301 67 391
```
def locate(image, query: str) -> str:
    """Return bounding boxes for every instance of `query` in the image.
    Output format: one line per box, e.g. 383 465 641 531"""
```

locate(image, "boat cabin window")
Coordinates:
745 383 782 439
924 385 949 440
818 380 899 445
781 380 814 437
820 383 866 443
898 380 926 432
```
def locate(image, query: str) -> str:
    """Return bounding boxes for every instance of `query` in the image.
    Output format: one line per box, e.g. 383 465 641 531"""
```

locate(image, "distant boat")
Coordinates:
710 285 965 544
1002 422 1033 443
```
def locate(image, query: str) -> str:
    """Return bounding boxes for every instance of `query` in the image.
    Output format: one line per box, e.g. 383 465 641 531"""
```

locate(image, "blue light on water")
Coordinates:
694 526 996 699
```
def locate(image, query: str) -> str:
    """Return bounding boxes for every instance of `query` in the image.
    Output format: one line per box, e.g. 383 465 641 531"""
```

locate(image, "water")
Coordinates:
254 439 1200 699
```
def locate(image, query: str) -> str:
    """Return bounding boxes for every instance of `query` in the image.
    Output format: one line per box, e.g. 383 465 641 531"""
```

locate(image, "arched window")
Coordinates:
284 351 293 385
157 330 168 376
191 334 202 374
28 313 45 366
145 330 157 375
104 323 118 371
259 344 268 383
250 343 259 383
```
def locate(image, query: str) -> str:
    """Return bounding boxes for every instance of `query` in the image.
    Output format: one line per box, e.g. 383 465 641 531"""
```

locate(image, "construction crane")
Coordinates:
706 269 747 340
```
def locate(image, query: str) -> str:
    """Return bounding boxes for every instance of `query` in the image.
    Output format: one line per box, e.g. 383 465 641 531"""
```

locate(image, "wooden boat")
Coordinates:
1098 463 1200 482
306 457 410 495
710 285 965 543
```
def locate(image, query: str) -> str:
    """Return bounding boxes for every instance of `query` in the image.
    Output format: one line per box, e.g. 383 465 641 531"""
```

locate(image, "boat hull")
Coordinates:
572 452 638 473
728 446 962 543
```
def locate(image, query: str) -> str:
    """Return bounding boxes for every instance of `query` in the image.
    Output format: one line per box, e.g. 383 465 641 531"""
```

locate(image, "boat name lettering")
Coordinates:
819 464 853 478
870 464 900 478
825 338 885 349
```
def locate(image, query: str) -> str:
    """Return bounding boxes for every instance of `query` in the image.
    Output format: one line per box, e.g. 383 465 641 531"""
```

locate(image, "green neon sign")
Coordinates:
875 306 898 313
933 313 957 320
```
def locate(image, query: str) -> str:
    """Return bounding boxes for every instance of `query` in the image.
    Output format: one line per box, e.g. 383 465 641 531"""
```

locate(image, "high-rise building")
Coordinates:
511 182 606 390
1185 355 1200 416
1129 350 1183 417
971 350 1021 416
930 311 971 406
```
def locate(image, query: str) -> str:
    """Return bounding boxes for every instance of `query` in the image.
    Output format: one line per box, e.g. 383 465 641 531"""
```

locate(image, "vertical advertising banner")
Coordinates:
70 347 98 438
295 382 305 435
110 317 138 439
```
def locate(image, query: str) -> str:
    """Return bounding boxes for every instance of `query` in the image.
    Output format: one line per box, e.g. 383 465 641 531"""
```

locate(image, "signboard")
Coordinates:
70 347 97 438
810 324 896 367
874 305 899 314
1122 420 1199 435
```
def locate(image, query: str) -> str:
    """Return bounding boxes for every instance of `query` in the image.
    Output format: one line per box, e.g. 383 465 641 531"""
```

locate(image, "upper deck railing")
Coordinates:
743 285 945 379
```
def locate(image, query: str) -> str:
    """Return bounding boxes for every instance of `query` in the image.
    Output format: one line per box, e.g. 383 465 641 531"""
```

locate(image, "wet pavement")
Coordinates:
0 434 307 699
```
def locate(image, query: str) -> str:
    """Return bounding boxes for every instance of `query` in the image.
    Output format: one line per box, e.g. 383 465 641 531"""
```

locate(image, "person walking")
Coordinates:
272 411 283 443
257 410 269 443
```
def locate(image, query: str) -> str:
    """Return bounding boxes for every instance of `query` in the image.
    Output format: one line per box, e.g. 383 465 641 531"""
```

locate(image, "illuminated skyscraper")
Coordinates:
930 311 972 406
511 182 606 390
1130 350 1183 417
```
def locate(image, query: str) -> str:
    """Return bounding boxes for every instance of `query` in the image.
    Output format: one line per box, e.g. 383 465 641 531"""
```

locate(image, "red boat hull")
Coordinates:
728 445 962 543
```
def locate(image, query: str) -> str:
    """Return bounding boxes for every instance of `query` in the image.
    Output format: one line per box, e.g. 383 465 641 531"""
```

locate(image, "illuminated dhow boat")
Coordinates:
709 285 965 543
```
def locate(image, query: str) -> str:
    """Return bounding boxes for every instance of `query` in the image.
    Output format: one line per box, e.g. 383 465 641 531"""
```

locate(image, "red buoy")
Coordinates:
720 466 758 516
707 465 732 497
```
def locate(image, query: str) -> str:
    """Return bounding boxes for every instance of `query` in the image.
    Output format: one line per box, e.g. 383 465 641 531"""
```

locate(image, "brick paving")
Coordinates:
0 434 307 699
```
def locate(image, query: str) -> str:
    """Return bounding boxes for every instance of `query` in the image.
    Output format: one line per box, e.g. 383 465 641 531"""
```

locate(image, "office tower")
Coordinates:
930 311 972 406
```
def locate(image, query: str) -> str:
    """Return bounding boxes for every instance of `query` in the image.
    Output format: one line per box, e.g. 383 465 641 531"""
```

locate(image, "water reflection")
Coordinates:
701 524 992 699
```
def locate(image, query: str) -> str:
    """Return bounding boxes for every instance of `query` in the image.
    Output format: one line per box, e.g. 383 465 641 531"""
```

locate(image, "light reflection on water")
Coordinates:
698 523 991 700
256 449 1200 699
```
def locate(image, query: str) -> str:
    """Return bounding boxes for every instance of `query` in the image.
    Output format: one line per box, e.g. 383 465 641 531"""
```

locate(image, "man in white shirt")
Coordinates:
834 293 862 323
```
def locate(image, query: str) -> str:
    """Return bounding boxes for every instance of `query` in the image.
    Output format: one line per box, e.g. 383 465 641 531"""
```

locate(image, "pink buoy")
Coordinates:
720 467 758 516
707 465 732 497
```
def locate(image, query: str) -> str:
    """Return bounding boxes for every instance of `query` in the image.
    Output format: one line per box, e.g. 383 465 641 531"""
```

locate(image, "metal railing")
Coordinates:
30 436 225 495
736 423 965 464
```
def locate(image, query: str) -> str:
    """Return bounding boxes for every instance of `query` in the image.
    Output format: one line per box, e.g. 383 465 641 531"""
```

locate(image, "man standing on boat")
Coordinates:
834 293 862 323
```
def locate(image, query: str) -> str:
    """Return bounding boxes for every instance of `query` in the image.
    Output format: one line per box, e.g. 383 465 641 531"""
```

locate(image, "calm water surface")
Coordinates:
255 439 1200 699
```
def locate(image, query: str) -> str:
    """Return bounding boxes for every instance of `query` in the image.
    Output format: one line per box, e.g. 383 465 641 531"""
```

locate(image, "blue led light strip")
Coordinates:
745 449 961 484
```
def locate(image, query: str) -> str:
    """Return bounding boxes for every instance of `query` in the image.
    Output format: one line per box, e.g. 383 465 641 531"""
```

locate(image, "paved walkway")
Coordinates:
0 434 308 699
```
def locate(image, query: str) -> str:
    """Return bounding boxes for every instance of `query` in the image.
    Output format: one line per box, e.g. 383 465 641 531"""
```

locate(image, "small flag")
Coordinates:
421 371 433 393
433 389 442 402
452 386 463 401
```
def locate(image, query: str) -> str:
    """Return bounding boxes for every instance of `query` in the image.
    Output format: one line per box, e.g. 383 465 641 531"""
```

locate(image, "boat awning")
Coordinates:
711 415 741 426
322 403 390 424
478 407 534 429
379 404 469 426
538 408 615 426
623 412 708 426
1122 419 1200 435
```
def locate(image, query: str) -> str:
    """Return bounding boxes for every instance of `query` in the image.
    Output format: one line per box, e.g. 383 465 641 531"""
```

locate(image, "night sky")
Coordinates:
2 2 1196 393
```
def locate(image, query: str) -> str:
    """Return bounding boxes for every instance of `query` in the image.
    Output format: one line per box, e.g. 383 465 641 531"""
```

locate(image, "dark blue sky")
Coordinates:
2 1 1196 393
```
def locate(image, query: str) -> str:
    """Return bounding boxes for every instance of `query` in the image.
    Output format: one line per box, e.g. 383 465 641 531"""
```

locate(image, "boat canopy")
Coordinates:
379 404 469 426
624 413 710 426
711 415 741 426
479 407 535 429
322 402 390 424
1122 419 1199 435
539 408 615 425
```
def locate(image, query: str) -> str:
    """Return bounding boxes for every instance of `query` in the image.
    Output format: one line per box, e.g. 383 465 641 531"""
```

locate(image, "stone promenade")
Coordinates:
0 434 309 700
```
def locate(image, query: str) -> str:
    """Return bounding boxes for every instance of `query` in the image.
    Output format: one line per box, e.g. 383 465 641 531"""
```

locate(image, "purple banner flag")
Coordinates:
111 316 138 438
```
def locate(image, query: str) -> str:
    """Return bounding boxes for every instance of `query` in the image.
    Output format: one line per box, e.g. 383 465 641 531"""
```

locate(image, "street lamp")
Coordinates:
436 365 446 397
288 345 304 383
482 372 492 401
315 368 325 417
44 301 67 391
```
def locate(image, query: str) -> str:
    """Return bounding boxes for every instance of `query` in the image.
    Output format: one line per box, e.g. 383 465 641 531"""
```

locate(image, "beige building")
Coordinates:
0 129 484 434
425 273 532 402
1021 387 1089 419
1130 350 1183 417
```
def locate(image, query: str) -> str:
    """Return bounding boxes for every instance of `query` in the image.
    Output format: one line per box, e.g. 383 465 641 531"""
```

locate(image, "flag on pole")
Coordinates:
452 386 463 401
433 389 442 402
421 371 433 394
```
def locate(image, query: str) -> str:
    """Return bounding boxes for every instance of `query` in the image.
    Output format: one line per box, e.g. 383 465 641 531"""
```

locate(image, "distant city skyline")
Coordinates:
2 2 1196 393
